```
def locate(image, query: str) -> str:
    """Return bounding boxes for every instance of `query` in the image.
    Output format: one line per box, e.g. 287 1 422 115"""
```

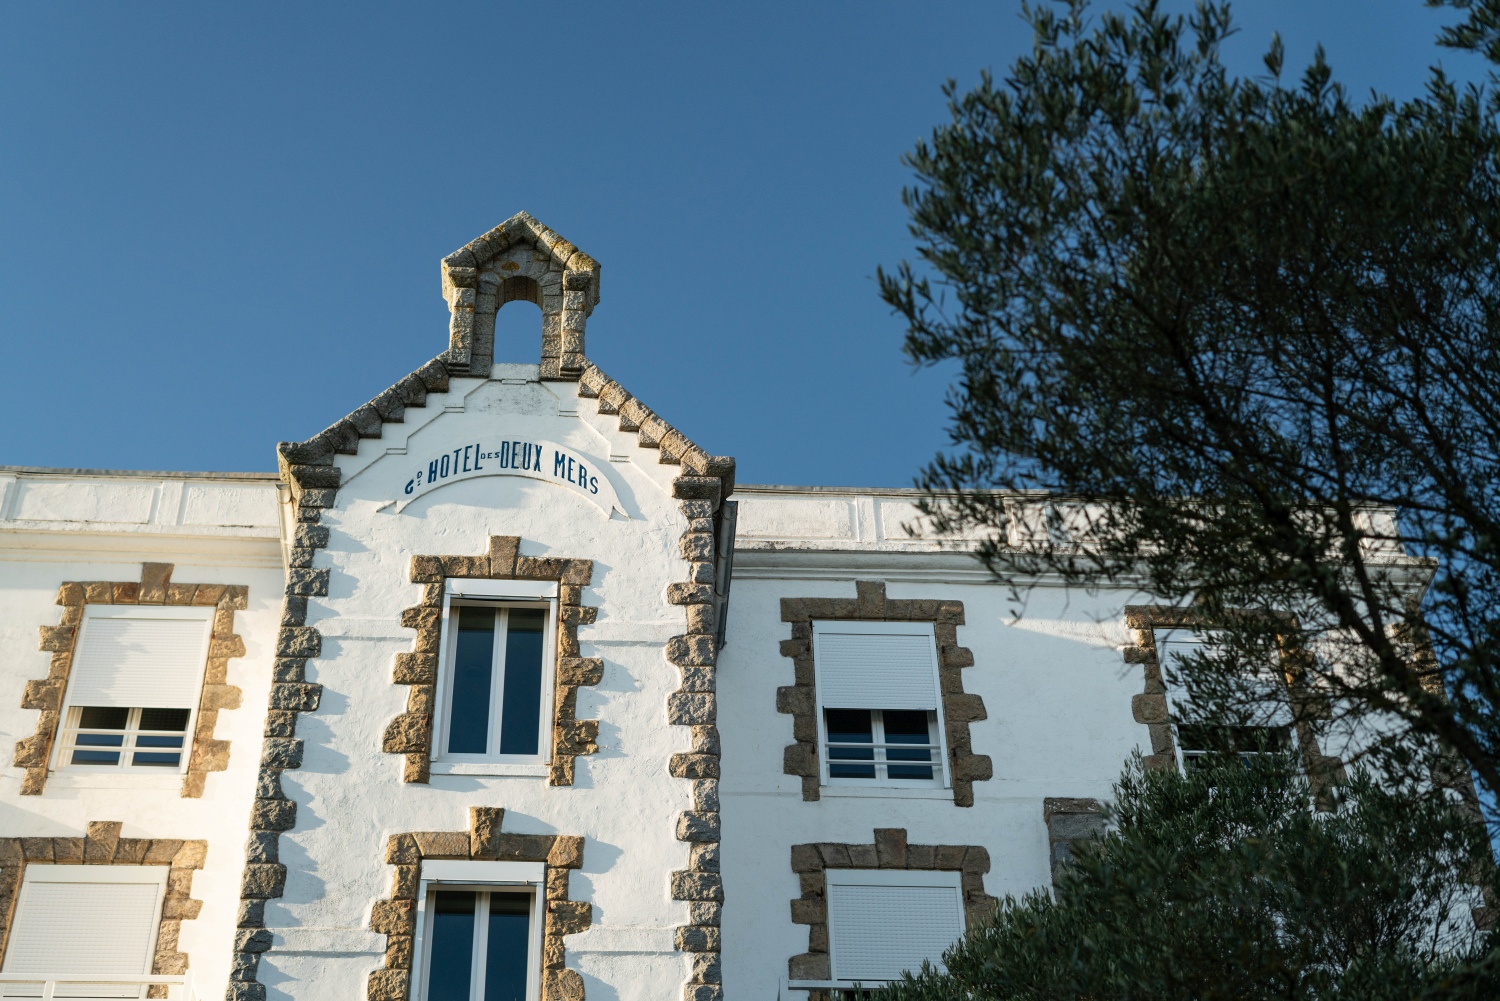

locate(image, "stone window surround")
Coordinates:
1043 797 1106 892
11 562 247 798
787 827 995 996
776 581 993 806
382 535 601 786
366 807 590 1001
1123 605 1346 796
0 821 206 992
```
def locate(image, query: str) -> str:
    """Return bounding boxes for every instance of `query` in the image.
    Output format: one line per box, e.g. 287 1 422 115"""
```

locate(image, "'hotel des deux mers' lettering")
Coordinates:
0 215 1381 1000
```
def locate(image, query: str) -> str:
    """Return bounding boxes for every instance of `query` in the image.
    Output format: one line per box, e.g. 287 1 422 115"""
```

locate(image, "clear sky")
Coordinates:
0 1 1487 486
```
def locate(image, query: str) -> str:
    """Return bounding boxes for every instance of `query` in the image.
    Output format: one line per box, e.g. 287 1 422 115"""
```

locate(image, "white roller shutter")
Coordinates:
67 608 212 710
813 622 941 710
826 872 965 982
2 866 167 977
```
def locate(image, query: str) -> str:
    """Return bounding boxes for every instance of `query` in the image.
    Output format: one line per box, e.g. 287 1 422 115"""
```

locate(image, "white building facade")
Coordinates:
0 215 1352 1001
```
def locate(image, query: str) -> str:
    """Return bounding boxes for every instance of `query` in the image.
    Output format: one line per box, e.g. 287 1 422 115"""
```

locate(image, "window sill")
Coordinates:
428 761 550 778
820 784 954 800
44 771 184 792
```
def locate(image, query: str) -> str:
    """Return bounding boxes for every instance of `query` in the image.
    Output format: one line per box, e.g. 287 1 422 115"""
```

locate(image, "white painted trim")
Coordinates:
412 860 545 1001
420 860 545 884
18 865 170 886
812 621 949 790
824 869 964 890
432 595 557 766
427 761 550 778
446 579 558 600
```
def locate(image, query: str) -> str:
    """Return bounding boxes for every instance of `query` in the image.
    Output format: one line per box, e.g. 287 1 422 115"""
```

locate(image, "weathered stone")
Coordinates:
249 799 297 832
275 627 321 658
669 871 723 901
675 925 721 952
874 828 908 868
241 864 286 899
285 568 330 596
268 683 321 712
666 693 716 725
676 811 721 843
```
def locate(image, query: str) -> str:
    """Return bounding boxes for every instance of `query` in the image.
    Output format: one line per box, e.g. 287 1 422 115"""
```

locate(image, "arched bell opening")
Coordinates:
492 278 543 366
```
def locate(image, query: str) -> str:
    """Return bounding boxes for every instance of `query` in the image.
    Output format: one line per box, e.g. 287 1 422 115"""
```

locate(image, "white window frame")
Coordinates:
3 864 169 979
817 869 965 988
1156 628 1297 772
53 605 213 775
812 620 950 790
432 581 558 768
412 860 545 1001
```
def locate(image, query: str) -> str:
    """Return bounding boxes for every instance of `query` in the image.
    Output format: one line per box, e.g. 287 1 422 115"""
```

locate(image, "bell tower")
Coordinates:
440 211 602 379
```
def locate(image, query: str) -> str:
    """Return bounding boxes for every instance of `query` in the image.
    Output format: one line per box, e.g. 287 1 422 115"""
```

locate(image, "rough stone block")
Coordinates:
666 693 716 725
547 835 584 869
874 828 908 867
675 811 721 843
241 863 286 899
669 753 720 779
669 870 723 901
674 925 721 952
788 953 830 980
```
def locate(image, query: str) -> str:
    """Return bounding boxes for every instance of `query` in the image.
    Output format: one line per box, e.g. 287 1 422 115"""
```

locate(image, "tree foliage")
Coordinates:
872 754 1497 1001
878 0 1500 806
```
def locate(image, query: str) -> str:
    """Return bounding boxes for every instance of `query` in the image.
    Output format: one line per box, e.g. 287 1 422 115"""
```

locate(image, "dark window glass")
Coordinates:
883 710 935 780
826 709 876 778
498 610 546 756
1178 724 1289 767
78 706 129 729
449 608 497 754
72 706 126 764
484 894 531 1001
427 891 477 1001
139 708 190 731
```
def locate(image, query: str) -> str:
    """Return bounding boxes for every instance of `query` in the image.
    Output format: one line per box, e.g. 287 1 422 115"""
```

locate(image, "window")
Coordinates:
824 870 965 985
436 581 556 765
1176 723 1291 769
55 606 212 773
415 861 543 1001
1 864 168 996
813 621 948 788
1156 628 1296 772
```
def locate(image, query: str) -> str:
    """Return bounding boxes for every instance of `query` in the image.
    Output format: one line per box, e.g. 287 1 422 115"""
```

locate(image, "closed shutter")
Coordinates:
814 623 940 710
826 876 965 982
2 866 167 976
68 610 212 709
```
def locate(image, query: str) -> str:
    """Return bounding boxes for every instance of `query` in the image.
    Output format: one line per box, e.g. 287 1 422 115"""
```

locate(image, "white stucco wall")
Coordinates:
258 367 704 1001
717 487 1150 997
0 469 284 998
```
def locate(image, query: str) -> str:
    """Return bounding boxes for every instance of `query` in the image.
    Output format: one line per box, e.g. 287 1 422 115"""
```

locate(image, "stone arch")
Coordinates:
442 212 601 380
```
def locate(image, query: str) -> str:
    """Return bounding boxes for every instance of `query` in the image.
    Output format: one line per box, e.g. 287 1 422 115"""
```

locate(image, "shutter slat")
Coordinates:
69 615 210 709
3 877 162 977
815 629 939 710
828 882 964 981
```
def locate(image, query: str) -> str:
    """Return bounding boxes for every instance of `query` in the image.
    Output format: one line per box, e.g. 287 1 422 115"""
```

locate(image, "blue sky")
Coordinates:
0 1 1487 486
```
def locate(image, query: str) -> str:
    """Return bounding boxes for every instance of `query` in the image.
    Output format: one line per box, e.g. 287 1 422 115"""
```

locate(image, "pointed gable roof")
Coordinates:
278 213 733 504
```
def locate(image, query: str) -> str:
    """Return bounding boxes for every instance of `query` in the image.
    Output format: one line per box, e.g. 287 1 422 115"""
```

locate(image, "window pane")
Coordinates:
1178 724 1288 755
130 751 183 766
498 609 546 756
826 709 876 779
883 710 935 780
449 607 497 754
427 891 477 1001
484 893 531 1001
77 706 129 730
139 708 190 731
